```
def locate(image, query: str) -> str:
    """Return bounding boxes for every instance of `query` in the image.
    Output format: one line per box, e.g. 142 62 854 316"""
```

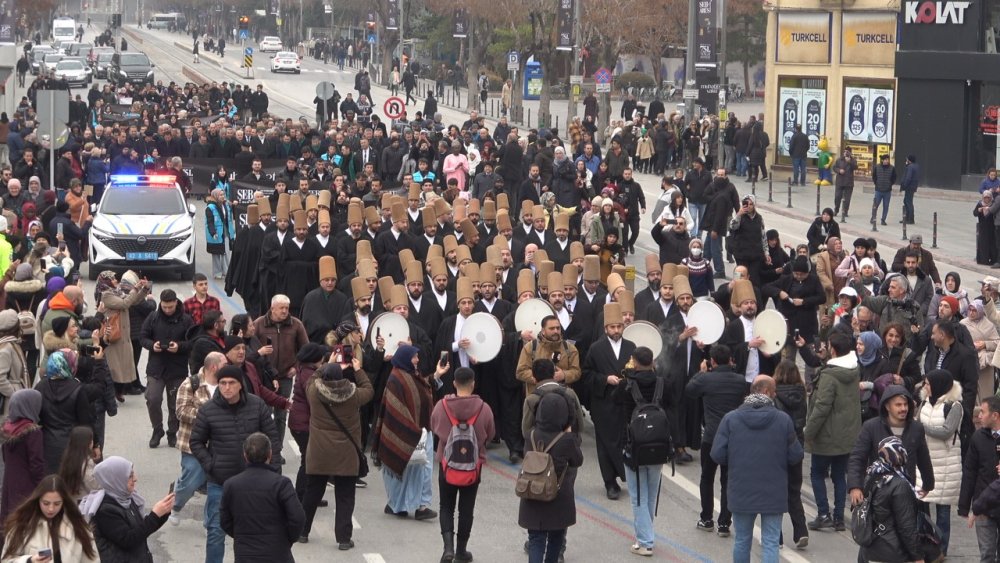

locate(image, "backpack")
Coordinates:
101 311 123 343
624 376 673 469
850 478 886 547
440 398 484 487
515 430 565 502
15 298 35 336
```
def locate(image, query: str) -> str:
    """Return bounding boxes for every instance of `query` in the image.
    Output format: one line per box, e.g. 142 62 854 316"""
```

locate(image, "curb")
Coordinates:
173 41 221 68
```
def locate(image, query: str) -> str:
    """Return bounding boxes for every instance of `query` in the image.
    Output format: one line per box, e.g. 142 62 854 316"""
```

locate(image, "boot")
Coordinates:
440 532 455 563
455 535 473 562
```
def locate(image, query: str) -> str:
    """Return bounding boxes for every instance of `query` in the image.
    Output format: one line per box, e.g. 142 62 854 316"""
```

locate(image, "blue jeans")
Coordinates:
704 233 725 275
204 482 225 563
872 190 892 222
527 529 566 563
173 452 207 513
810 453 848 521
736 152 748 176
689 202 705 235
792 158 806 185
733 512 782 563
930 503 951 555
625 464 662 548
902 189 915 222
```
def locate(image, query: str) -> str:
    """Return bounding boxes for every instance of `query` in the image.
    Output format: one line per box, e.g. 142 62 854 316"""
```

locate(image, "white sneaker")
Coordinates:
629 544 653 557
168 512 180 526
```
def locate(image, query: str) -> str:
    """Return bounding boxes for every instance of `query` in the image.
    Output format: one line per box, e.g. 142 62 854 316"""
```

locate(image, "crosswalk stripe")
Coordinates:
363 554 386 563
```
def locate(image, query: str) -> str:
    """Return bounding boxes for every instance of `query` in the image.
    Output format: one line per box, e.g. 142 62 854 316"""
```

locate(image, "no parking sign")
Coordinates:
384 97 405 119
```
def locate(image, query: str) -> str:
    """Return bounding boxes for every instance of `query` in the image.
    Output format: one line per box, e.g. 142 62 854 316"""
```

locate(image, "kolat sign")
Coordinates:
905 1 972 24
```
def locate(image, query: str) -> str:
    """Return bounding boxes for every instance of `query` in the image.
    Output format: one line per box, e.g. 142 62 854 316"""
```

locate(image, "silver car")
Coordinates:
54 59 90 86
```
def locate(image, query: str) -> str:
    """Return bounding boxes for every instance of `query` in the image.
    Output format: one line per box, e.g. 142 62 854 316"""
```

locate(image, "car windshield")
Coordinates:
56 61 83 70
98 54 113 62
44 54 63 63
263 37 279 42
119 54 149 66
102 186 185 215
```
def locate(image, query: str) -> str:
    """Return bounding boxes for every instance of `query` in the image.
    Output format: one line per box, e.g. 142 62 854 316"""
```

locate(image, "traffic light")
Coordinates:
239 16 249 31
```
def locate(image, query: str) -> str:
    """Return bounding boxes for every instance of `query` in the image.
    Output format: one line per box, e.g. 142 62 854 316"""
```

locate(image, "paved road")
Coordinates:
10 25 986 562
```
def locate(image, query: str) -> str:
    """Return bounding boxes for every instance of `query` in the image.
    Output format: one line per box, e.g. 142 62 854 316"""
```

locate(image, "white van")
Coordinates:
52 17 76 43
147 13 186 30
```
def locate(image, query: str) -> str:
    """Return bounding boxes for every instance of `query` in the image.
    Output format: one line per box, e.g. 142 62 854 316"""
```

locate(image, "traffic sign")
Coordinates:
244 47 253 56
569 75 583 85
315 81 336 99
593 67 612 84
383 96 405 119
507 51 520 71
595 82 611 93
683 88 699 100
239 29 249 40
243 47 253 69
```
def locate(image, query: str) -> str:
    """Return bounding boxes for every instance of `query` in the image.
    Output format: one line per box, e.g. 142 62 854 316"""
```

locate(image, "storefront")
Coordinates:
764 2 898 174
895 0 1000 189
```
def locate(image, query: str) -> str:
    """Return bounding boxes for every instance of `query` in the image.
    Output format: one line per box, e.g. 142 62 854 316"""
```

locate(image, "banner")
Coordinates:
844 87 870 142
801 89 827 158
180 158 286 197
868 88 894 144
556 0 574 51
0 15 12 43
696 0 717 65
841 12 897 65
777 13 832 63
779 87 803 156
386 0 399 30
452 9 467 38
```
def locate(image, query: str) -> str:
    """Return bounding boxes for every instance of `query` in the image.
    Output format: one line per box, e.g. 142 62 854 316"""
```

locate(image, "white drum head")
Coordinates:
370 312 410 356
688 301 726 345
461 312 504 363
752 310 788 356
514 298 556 335
622 321 663 359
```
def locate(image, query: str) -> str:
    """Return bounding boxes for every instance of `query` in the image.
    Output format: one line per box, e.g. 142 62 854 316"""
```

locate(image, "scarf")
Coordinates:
865 436 919 494
858 332 882 367
743 393 773 408
1 389 42 438
376 365 432 479
79 456 146 522
45 349 78 380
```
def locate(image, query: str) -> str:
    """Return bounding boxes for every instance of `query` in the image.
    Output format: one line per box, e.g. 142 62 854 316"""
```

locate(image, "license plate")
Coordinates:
125 252 157 261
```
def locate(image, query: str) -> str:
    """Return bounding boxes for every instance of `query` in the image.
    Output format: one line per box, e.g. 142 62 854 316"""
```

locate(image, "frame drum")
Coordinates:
461 312 504 362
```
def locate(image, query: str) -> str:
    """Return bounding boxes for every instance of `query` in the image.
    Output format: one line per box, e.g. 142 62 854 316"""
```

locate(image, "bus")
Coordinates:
52 17 76 43
147 13 186 30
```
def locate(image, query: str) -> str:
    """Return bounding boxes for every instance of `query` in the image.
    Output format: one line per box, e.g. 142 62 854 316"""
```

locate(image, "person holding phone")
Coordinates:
139 289 194 449
0 475 97 562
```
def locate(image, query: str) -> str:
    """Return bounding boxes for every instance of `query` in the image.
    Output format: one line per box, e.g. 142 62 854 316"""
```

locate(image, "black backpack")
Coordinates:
624 376 673 470
851 478 886 547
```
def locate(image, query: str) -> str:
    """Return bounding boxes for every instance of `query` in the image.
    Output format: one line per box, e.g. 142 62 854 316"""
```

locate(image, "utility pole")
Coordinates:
717 0 727 165
683 0 697 124
567 0 582 123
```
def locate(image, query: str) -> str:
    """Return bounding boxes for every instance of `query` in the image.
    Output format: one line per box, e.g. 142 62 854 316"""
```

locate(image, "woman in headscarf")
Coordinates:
916 369 963 557
93 270 118 306
374 344 446 520
1 475 97 563
37 349 93 472
301 359 373 548
0 389 45 529
80 456 174 563
519 392 583 563
976 190 996 265
0 309 28 410
960 300 1000 400
858 436 927 563
856 331 884 420
928 272 971 323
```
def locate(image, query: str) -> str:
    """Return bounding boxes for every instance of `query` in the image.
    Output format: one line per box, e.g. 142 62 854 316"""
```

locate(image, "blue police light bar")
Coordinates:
109 174 177 186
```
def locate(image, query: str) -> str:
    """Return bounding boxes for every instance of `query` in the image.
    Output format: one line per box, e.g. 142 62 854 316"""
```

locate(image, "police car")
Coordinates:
88 175 197 280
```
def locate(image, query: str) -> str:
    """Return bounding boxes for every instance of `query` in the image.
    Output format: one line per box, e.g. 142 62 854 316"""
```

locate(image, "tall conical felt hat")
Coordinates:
561 264 578 288
246 204 259 226
456 277 474 302
317 189 332 209
351 277 371 300
455 245 472 264
732 279 757 306
421 206 436 227
517 269 535 296
363 205 379 226
603 303 622 326
644 254 660 275
468 198 481 216
618 290 635 314
356 259 377 280
292 209 307 226
497 210 512 230
520 199 533 218
288 194 303 213
534 249 549 267
256 197 272 216
676 264 690 278
276 201 290 222
538 260 555 285
347 202 363 224
318 256 337 281
583 255 600 281
486 246 501 268
483 200 496 220
405 261 423 285
318 209 331 227
547 271 564 295
428 245 443 262
460 218 477 239
391 285 409 310
570 241 584 262
453 199 467 222
532 204 545 221
672 274 693 298
391 202 406 223
305 194 318 212
434 197 452 217
607 273 625 296
612 264 626 279
429 256 447 277
356 239 373 262
496 192 509 211
408 182 421 201
377 276 395 305
381 192 393 211
661 263 678 283
554 213 569 231
461 261 479 284
398 249 415 268
443 234 458 254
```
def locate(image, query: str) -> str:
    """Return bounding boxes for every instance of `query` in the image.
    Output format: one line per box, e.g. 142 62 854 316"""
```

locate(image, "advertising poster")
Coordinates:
386 0 399 30
452 9 467 38
844 87 870 142
777 12 832 63
845 142 874 175
868 88 894 144
557 0 574 51
697 0 717 64
801 89 827 158
841 12 897 65
779 87 803 156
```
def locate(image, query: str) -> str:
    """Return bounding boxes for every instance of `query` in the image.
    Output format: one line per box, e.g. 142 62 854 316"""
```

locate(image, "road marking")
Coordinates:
353 516 361 529
363 554 386 563
664 468 811 563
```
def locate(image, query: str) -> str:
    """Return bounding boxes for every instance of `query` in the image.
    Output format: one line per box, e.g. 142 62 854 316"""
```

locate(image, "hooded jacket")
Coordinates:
847 385 934 492
959 426 1000 518
305 369 374 476
804 352 861 455
188 387 280 484
430 393 496 464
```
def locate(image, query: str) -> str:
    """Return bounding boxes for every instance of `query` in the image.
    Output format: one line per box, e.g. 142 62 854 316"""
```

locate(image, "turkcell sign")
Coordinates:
904 1 971 24
789 32 827 42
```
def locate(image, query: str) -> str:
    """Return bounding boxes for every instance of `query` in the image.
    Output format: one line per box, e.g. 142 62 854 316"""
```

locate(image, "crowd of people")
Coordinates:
0 26 998 563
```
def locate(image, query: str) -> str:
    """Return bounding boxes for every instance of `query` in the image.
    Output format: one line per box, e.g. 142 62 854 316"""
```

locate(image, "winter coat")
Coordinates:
0 519 97 563
189 388 281 484
804 353 862 455
36 376 93 472
288 363 318 434
916 382 963 505
430 393 496 463
728 212 765 262
650 223 690 266
517 430 583 531
186 327 225 376
711 399 803 514
100 285 150 384
139 307 193 381
834 156 858 188
0 423 44 527
253 314 309 379
684 366 749 445
91 495 167 563
847 385 935 492
305 369 373 476
774 383 806 442
220 463 304 563
860 474 924 562
958 427 1000 518
762 272 826 341
805 217 841 255
0 340 29 410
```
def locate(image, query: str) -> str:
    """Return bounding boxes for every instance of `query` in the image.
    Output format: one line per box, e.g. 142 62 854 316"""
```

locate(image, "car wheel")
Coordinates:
181 262 196 281
295 69 300 74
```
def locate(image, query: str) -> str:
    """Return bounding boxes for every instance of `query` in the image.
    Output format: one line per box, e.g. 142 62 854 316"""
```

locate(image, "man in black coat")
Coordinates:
651 215 691 266
249 85 270 120
300 256 352 344
617 168 646 255
139 289 194 448
959 395 1000 554
788 124 810 186
221 432 305 561
728 195 768 286
190 366 281 563
761 257 825 344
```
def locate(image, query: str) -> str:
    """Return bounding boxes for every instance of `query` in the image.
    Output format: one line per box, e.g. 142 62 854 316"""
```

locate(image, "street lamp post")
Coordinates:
683 0 697 124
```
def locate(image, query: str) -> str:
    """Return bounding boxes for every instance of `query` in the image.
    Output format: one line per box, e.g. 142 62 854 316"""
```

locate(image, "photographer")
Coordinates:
139 289 194 449
861 274 926 340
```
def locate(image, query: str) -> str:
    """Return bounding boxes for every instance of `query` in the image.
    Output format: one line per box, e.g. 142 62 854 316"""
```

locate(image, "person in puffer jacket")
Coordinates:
773 359 808 548
916 369 963 557
858 436 927 563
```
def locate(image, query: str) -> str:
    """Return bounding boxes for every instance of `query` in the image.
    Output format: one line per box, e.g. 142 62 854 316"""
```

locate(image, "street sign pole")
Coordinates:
684 0 697 124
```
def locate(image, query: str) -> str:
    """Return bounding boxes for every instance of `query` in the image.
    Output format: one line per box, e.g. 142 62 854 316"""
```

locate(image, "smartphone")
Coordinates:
37 549 52 558
58 242 66 252
330 344 344 363
376 327 382 339
169 481 175 493
56 222 63 236
159 340 171 351
552 351 561 363
794 329 800 339
266 336 273 346
70 271 80 285
342 344 353 362
83 345 100 355
439 351 448 366
733 271 744 280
